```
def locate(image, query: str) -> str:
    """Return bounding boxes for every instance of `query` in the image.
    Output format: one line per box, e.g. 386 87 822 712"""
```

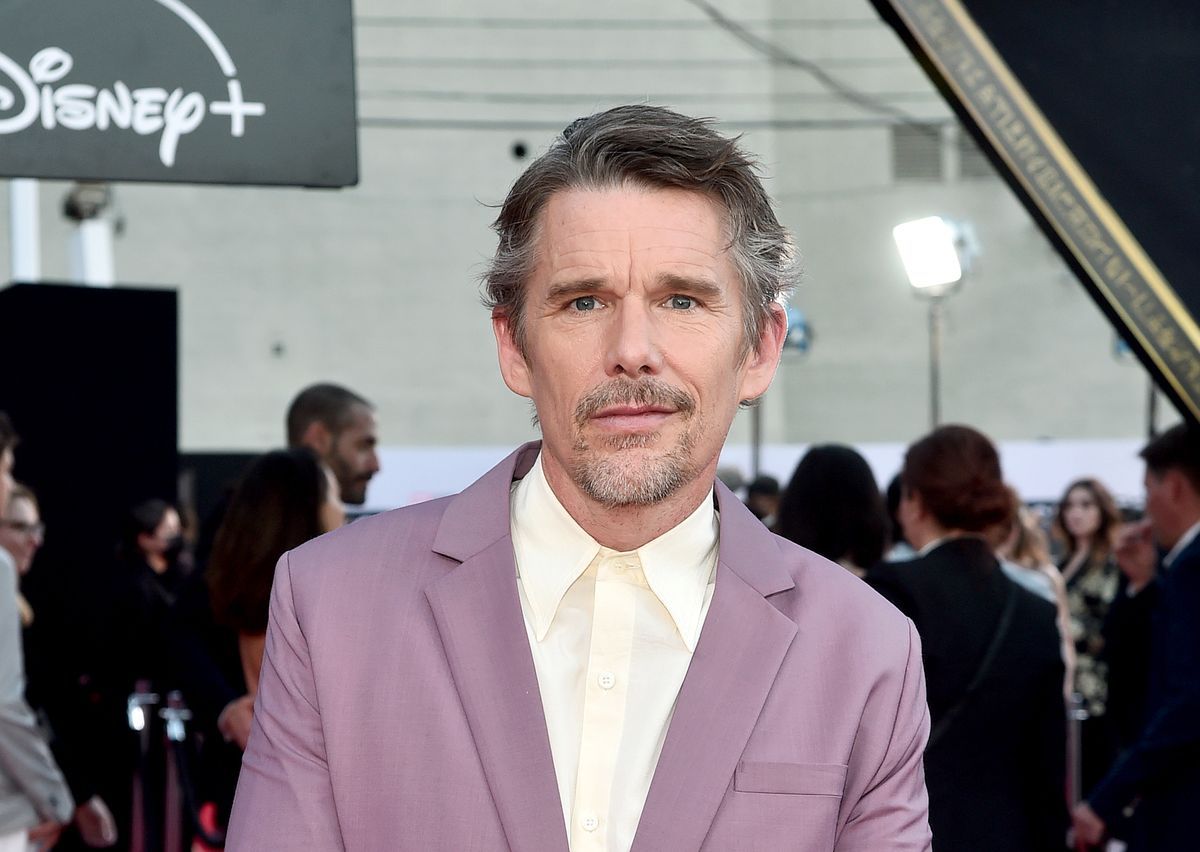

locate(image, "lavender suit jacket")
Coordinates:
226 443 931 851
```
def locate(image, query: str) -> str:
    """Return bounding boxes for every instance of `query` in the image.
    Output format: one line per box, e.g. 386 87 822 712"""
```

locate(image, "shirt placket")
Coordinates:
570 552 638 850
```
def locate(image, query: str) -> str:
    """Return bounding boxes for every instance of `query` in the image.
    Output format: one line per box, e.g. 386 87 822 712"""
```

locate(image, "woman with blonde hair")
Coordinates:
992 487 1074 698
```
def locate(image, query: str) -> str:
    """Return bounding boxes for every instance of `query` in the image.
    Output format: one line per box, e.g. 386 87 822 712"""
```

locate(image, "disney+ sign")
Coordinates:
0 0 357 187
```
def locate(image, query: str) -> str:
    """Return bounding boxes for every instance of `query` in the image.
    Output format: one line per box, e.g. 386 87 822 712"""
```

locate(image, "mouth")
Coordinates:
590 404 676 433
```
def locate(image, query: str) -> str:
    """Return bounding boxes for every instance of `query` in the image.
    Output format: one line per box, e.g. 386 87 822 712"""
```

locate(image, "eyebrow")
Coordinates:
544 278 608 303
655 273 725 300
543 273 727 304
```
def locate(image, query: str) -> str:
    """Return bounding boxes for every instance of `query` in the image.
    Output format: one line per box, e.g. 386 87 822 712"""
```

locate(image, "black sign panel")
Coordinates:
871 0 1200 425
0 0 357 187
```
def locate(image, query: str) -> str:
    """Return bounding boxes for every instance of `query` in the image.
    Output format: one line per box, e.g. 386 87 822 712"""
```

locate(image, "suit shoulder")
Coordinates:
282 496 455 586
769 534 915 639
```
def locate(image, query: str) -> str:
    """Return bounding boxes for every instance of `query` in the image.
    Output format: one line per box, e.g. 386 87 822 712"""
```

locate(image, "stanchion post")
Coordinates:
1067 691 1086 806
160 692 192 852
127 681 160 852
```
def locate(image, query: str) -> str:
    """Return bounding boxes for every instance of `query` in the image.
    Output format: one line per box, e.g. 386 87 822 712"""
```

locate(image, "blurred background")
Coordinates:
1 0 1171 508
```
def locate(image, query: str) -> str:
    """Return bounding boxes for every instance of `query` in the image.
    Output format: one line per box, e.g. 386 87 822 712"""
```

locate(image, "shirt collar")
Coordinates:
510 453 718 651
1165 519 1200 567
637 487 719 651
917 536 950 557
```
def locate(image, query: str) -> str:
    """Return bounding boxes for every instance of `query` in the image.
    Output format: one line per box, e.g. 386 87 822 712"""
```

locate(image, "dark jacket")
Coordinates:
1088 531 1200 851
868 536 1067 852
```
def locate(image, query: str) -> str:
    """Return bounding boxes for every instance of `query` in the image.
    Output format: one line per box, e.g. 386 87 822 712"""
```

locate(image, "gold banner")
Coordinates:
886 0 1200 421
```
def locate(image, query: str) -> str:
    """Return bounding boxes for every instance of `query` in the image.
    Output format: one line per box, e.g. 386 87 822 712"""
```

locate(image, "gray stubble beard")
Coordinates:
568 378 701 508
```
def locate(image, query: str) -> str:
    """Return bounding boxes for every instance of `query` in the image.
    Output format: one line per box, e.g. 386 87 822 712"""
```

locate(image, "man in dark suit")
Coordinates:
1074 423 1200 850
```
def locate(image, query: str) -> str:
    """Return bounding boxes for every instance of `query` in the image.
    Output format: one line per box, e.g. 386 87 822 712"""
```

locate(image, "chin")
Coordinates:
573 448 697 507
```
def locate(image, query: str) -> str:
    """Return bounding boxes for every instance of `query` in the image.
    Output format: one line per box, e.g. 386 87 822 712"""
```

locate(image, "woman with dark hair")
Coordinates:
206 447 344 693
868 425 1067 852
117 498 188 690
1052 477 1122 797
774 444 888 577
170 447 342 836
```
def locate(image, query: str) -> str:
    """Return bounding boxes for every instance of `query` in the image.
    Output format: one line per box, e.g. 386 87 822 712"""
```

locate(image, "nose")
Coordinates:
604 299 663 378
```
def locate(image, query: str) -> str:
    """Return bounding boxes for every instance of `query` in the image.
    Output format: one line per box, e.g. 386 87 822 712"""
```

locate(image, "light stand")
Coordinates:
892 216 973 430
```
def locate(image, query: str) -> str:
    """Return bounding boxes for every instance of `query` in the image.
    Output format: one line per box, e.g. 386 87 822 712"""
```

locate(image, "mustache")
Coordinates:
574 378 696 426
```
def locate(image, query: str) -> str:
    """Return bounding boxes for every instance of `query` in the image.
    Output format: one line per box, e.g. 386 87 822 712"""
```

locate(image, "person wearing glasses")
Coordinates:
1 484 118 850
0 485 42 627
0 414 74 852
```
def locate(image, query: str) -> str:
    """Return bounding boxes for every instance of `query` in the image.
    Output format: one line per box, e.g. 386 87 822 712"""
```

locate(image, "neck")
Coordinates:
541 458 715 551
1073 536 1094 557
147 553 169 574
1164 513 1200 552
907 518 950 552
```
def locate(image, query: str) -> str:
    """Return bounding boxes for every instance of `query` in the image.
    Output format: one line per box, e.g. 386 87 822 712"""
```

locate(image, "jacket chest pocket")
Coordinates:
703 762 848 850
734 761 847 796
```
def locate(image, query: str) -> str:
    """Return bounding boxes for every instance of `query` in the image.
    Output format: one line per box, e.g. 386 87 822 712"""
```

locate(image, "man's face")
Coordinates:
1143 467 1176 548
327 406 380 505
0 495 43 575
494 186 784 508
0 447 13 517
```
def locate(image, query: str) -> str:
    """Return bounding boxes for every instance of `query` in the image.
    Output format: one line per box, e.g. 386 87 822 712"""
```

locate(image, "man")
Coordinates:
1073 423 1200 850
745 474 782 527
228 106 931 851
0 413 75 851
285 383 380 505
187 386 378 754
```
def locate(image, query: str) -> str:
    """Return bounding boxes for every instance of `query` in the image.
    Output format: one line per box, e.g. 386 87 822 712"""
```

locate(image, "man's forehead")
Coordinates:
6 497 34 518
339 406 377 436
535 187 733 275
542 187 725 233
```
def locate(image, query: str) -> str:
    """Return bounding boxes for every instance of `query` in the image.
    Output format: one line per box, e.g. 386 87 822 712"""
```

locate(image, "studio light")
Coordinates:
892 216 963 293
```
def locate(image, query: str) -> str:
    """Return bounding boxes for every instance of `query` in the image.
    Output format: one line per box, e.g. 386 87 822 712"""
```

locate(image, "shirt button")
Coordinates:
597 671 616 690
581 814 599 832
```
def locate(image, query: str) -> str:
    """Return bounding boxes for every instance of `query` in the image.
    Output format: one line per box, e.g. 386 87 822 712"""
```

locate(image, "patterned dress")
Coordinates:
1062 553 1121 718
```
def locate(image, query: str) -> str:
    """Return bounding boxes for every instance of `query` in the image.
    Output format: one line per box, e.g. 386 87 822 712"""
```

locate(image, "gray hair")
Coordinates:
483 105 800 356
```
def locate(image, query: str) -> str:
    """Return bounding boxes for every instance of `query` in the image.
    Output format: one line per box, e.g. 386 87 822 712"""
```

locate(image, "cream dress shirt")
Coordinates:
510 454 718 852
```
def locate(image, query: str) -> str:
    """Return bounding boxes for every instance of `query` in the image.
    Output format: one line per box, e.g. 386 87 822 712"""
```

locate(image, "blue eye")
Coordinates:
572 296 597 311
669 295 695 310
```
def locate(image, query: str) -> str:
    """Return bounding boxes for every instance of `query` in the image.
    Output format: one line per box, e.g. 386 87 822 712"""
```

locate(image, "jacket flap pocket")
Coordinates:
734 761 848 796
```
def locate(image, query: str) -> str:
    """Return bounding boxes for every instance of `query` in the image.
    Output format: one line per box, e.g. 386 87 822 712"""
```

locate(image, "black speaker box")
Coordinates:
0 281 178 574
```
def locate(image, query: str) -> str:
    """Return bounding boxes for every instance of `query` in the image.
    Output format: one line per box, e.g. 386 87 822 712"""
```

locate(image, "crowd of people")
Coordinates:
2 398 1197 852
0 384 378 851
2 399 1197 852
764 425 1198 850
7 412 1190 852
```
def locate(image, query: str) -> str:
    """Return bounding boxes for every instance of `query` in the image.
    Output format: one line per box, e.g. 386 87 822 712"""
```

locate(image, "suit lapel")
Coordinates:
631 485 799 851
425 443 568 852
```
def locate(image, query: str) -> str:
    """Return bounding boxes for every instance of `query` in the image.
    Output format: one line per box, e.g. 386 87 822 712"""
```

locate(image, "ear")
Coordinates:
1167 468 1190 502
493 309 533 399
737 302 788 401
300 421 333 455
